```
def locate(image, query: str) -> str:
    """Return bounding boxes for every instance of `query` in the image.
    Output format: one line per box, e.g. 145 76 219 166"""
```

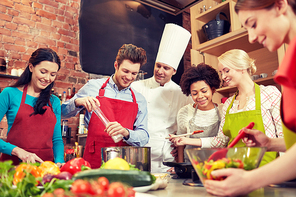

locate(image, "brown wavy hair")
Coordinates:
235 0 296 14
116 44 147 67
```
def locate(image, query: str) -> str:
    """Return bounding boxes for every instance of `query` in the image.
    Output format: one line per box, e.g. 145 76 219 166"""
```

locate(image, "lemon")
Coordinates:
104 157 130 170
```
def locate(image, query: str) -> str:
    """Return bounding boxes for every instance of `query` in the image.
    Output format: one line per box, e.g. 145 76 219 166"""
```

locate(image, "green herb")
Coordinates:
41 178 73 196
15 172 41 197
0 160 17 197
0 161 72 197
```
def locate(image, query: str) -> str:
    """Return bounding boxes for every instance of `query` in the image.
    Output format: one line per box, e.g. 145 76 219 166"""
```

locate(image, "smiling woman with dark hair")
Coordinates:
169 63 221 163
0 48 64 166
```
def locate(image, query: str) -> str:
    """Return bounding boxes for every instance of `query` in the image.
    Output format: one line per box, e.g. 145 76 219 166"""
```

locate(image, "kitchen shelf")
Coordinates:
195 0 230 23
77 134 87 137
190 0 284 103
217 76 276 94
194 28 263 56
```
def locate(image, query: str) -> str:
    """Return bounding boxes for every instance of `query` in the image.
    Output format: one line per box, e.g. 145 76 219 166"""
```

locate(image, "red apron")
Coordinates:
83 78 138 168
0 85 56 165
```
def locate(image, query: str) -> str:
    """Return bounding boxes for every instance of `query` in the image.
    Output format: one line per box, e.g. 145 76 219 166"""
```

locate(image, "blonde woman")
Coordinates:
212 49 282 166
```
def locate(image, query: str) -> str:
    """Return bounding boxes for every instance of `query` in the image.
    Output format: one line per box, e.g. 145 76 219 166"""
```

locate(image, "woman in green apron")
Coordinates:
216 49 282 166
204 0 296 196
169 63 221 163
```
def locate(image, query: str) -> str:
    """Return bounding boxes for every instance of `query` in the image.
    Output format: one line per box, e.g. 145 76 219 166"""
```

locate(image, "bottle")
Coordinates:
78 110 85 134
71 87 76 98
58 94 62 104
66 87 72 100
74 142 79 158
62 91 66 103
61 119 68 136
51 88 55 95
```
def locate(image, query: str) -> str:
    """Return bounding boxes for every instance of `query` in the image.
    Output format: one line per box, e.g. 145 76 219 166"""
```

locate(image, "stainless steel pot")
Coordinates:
101 146 151 172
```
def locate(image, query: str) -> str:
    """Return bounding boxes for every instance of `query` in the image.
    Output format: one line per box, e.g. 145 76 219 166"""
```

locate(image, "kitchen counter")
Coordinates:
147 177 296 197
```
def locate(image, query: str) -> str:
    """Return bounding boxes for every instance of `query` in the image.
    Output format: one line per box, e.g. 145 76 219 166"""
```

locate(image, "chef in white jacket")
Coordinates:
132 23 192 173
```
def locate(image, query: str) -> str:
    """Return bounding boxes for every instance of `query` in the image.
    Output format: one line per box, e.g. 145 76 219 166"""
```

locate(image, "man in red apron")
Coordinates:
61 44 149 168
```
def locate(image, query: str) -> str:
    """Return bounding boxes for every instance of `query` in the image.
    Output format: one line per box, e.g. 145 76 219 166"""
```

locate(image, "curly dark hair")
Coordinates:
180 63 221 96
11 48 61 115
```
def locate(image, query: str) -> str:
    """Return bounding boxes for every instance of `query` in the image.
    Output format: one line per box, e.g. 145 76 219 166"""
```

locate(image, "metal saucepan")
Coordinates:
163 161 194 178
101 146 151 172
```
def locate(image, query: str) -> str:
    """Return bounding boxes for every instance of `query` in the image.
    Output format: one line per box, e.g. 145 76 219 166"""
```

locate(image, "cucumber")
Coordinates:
72 169 155 187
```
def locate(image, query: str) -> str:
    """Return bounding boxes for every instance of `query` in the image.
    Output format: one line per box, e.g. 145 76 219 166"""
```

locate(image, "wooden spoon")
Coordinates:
207 122 255 162
165 130 204 139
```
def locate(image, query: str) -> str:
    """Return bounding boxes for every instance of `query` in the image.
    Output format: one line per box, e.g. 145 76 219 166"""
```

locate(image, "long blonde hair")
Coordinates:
218 49 256 75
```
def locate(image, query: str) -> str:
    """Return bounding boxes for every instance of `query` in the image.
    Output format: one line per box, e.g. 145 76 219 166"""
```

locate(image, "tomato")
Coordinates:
91 181 105 196
71 179 94 195
127 187 136 197
42 193 54 197
233 159 244 168
53 188 65 195
98 177 109 191
108 182 126 197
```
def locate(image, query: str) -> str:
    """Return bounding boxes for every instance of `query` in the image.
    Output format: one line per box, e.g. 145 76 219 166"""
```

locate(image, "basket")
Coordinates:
202 12 230 40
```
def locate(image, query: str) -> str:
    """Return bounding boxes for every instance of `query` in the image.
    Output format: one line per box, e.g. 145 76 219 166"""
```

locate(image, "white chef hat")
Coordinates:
155 23 191 70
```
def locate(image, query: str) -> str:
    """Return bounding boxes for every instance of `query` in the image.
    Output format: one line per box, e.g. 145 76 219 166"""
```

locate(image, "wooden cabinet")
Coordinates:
190 0 285 103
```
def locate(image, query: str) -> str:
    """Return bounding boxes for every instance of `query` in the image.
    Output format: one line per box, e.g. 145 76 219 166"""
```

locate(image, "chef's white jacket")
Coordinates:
132 77 193 172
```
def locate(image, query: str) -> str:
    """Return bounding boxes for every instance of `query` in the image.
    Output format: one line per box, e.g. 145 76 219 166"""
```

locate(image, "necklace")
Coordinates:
233 91 254 113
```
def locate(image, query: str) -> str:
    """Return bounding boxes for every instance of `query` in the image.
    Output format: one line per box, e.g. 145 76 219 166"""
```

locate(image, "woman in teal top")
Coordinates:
0 48 64 166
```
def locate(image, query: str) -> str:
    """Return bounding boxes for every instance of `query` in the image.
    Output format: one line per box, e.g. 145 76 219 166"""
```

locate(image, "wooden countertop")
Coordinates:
147 177 296 197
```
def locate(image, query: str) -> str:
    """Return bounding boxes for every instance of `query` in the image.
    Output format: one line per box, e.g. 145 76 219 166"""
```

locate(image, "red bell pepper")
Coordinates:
60 158 91 175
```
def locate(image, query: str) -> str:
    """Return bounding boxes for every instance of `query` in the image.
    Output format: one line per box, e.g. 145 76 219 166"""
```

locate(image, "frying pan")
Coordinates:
163 162 194 178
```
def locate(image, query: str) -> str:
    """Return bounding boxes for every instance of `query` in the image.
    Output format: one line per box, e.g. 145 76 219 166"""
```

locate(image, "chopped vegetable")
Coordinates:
193 130 204 134
193 158 256 181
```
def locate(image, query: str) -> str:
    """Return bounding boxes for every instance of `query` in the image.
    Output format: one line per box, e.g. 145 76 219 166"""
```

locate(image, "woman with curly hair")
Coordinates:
169 63 221 162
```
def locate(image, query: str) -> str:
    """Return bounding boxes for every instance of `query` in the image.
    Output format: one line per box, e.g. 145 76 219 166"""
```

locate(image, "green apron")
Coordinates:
281 100 296 149
223 83 277 166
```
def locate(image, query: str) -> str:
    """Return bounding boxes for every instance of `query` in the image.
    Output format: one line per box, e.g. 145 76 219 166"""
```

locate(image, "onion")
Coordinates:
42 174 55 184
54 171 73 180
